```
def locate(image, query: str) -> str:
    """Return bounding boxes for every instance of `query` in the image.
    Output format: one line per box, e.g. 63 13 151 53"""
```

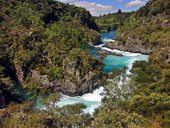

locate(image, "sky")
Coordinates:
56 0 149 16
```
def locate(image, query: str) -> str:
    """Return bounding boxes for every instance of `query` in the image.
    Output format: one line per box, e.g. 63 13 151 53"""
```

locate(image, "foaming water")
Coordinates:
103 51 149 73
101 31 116 42
95 41 149 73
56 30 149 114
57 87 106 115
102 39 115 43
95 44 143 57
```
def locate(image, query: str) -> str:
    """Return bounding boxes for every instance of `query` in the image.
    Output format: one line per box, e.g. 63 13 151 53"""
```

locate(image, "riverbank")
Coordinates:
103 42 150 55
54 31 149 114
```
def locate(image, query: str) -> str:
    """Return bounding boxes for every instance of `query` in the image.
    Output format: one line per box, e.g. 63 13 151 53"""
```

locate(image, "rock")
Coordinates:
31 70 53 88
13 54 102 96
162 20 169 26
103 38 151 55
53 71 100 96
29 68 101 96
15 65 24 82
99 49 123 56
80 71 99 94
167 49 170 63
56 79 80 96
124 37 151 54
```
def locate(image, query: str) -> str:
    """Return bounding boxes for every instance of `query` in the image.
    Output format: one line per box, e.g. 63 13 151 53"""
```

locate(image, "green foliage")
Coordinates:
127 60 170 127
11 2 44 28
116 0 170 49
62 103 86 115
1 0 170 127
95 11 133 32
0 0 101 109
129 93 170 116
41 65 63 80
2 101 91 128
93 107 146 128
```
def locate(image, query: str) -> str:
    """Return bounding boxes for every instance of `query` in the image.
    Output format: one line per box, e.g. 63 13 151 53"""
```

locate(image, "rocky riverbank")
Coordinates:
15 61 103 97
98 49 123 56
103 40 151 55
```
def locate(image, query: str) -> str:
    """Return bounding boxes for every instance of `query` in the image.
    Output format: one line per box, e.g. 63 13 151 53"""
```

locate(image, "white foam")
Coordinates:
82 86 106 102
56 86 107 115
99 46 142 57
102 39 115 43
95 43 148 74
95 44 105 48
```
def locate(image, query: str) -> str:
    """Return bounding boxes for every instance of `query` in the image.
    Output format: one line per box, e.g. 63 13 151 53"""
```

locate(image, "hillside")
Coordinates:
95 10 133 32
0 0 170 127
99 0 170 127
0 0 103 108
115 0 170 54
93 0 170 127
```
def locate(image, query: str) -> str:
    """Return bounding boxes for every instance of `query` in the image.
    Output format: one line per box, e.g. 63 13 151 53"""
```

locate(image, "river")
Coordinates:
51 30 149 115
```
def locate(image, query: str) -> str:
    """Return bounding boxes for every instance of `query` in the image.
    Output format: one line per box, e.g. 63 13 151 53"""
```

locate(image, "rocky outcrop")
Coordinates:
103 37 151 55
13 51 102 97
99 49 123 56
53 72 99 96
15 65 24 82
29 69 101 96
29 70 100 96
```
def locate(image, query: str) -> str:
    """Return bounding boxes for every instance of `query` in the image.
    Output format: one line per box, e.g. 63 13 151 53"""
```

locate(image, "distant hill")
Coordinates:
94 10 133 32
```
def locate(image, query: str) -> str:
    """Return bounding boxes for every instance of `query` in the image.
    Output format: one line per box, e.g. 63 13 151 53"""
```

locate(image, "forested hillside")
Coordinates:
101 0 170 127
0 0 102 108
95 10 133 32
116 0 170 53
94 0 170 127
0 0 170 127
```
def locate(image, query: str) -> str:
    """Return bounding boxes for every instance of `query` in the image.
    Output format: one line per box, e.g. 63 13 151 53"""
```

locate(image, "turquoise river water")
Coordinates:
35 31 149 115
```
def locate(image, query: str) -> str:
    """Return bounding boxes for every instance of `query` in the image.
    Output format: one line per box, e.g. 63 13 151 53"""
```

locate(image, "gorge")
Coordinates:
0 0 170 127
39 30 149 114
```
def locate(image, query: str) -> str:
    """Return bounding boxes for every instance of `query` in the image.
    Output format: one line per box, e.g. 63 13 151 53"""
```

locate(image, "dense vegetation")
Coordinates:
98 0 170 127
0 0 170 127
0 0 102 106
95 10 133 32
100 59 170 128
116 0 170 50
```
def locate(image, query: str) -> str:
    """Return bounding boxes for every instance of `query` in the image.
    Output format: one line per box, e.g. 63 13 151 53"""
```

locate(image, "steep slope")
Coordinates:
0 0 102 107
95 0 170 127
115 0 170 54
91 1 170 127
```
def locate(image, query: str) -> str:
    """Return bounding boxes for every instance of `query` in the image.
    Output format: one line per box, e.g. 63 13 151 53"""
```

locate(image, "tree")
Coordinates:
118 9 122 14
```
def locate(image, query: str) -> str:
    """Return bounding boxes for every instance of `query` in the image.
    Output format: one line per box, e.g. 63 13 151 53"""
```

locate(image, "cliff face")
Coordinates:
15 65 102 96
115 0 170 54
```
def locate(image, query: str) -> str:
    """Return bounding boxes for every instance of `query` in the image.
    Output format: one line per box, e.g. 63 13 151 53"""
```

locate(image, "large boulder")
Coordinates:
53 72 100 96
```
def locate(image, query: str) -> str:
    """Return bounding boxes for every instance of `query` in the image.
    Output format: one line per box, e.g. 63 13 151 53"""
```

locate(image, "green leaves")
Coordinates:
11 2 44 28
95 11 133 32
